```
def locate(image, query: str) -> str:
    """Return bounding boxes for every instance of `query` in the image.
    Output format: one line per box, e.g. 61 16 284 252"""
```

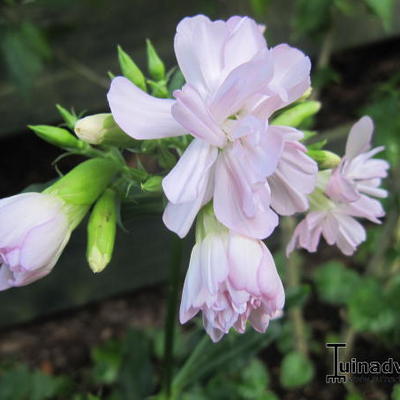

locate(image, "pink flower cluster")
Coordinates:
0 15 388 344
108 15 317 341
287 116 389 256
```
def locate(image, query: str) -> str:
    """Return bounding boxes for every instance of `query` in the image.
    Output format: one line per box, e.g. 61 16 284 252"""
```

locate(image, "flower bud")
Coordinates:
44 158 119 206
141 176 163 193
307 150 341 169
74 113 135 147
29 125 84 151
87 188 117 273
117 45 146 91
271 101 321 128
146 39 165 81
0 192 83 290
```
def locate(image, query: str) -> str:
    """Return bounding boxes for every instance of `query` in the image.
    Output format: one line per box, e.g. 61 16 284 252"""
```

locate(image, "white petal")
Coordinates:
162 139 217 204
107 77 186 139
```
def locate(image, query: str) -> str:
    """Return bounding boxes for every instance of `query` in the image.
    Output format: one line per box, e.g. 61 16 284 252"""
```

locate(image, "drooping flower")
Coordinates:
287 117 389 256
108 15 313 239
0 193 72 290
180 204 284 342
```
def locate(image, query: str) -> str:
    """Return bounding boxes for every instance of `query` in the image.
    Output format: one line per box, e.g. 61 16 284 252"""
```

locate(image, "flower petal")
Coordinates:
174 15 228 97
162 139 217 204
162 167 214 238
227 233 264 295
107 77 186 139
172 84 226 146
345 116 373 160
210 51 272 122
214 153 278 239
224 16 267 73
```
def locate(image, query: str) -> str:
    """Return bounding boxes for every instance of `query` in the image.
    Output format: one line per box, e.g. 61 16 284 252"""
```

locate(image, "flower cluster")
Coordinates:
108 15 319 341
287 116 389 256
0 14 389 344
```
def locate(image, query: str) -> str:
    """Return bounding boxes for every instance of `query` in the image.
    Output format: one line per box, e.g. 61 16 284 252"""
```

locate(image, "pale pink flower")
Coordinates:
108 15 312 239
0 193 71 290
180 206 284 342
286 194 385 256
287 117 389 256
326 116 389 202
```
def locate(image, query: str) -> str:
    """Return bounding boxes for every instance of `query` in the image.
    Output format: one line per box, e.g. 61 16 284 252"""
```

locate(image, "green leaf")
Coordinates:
158 146 177 169
391 383 400 400
237 359 269 398
348 278 396 333
249 0 271 17
280 351 314 389
293 0 332 37
91 339 123 384
364 0 394 30
0 365 67 400
116 329 154 400
285 284 311 308
20 22 51 60
346 393 364 400
314 261 361 305
260 392 279 400
117 45 146 91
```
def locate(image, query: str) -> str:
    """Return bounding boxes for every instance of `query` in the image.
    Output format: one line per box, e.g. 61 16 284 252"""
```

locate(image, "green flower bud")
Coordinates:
29 124 84 151
271 101 321 128
87 188 117 273
141 176 163 192
44 158 119 206
74 113 135 147
146 39 165 81
307 150 341 169
117 45 146 91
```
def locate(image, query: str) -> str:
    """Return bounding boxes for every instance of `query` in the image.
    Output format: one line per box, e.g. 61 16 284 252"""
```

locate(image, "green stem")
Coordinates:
283 217 309 356
162 235 183 399
171 334 209 394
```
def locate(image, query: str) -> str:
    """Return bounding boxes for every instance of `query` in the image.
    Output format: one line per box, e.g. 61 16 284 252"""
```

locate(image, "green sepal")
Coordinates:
44 158 119 206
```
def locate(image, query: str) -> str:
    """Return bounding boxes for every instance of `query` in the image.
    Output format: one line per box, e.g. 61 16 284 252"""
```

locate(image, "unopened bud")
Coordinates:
29 125 83 150
146 39 165 81
141 176 162 192
74 113 135 147
87 188 117 273
307 150 341 169
117 45 146 91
